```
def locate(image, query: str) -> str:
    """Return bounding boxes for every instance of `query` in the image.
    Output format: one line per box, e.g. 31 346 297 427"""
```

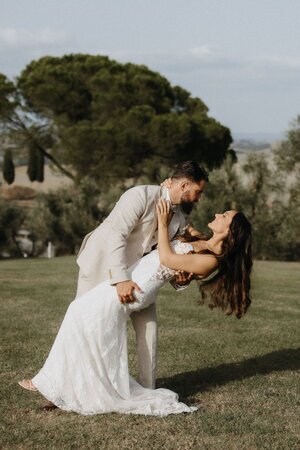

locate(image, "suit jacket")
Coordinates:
77 185 188 285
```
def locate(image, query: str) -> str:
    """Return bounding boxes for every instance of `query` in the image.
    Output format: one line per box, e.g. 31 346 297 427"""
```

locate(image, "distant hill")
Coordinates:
231 133 283 164
232 139 271 151
232 131 284 142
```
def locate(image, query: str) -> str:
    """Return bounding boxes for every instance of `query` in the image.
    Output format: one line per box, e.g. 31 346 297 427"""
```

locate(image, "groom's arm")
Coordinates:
169 272 193 291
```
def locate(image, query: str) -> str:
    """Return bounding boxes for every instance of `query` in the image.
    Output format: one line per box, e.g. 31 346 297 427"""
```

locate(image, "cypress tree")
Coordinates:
27 144 38 181
36 149 44 182
3 149 15 184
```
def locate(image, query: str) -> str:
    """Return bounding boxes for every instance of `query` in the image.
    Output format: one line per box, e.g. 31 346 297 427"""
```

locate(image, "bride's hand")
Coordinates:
156 199 170 227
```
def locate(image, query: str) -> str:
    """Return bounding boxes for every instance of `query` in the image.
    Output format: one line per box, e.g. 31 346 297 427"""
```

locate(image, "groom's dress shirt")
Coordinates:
164 188 177 212
77 185 187 286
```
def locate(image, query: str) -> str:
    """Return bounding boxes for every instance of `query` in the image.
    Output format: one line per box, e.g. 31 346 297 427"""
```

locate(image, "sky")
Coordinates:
1 0 299 138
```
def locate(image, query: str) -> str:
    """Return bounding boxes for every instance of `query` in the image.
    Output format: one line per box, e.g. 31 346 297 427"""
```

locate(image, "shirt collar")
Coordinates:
163 188 178 212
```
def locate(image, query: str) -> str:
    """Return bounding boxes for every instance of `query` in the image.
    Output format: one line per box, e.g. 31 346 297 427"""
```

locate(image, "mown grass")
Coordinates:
0 257 299 450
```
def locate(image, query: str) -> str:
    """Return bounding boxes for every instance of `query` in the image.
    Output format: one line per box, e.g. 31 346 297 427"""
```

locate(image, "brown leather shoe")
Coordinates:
39 400 58 411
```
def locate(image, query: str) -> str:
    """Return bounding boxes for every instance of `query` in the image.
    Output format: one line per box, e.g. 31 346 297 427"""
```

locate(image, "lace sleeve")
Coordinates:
126 264 175 312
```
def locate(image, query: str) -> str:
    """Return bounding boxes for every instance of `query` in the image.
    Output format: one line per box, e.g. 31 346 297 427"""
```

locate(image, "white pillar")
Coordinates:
47 241 52 258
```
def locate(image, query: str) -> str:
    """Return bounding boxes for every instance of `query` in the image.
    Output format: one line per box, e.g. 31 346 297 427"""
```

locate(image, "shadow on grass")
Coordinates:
157 347 300 398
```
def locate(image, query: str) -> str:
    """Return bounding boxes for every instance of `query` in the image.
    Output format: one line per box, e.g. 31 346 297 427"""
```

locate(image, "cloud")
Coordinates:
0 27 69 48
108 46 300 76
189 45 214 57
109 45 241 72
258 55 300 70
0 27 76 77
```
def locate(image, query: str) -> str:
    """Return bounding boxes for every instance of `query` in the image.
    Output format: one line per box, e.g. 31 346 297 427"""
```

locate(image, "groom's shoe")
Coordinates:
39 400 58 411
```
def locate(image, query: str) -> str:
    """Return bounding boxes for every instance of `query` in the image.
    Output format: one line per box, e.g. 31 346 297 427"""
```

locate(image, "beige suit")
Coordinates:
76 185 187 388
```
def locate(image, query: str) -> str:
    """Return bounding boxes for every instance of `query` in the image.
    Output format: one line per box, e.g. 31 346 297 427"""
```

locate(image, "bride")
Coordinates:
18 200 252 416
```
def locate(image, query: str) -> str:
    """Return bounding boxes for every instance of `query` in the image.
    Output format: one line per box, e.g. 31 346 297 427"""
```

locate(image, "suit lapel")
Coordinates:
143 187 161 252
168 210 180 239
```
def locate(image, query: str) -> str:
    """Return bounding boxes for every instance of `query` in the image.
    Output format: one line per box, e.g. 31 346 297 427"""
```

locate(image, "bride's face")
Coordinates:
208 210 237 234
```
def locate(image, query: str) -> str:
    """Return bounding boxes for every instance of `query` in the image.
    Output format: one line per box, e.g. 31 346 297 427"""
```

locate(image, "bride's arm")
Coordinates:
156 199 217 277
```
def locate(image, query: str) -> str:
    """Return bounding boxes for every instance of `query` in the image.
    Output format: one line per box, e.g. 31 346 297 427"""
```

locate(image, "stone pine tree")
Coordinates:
3 149 15 184
0 55 233 186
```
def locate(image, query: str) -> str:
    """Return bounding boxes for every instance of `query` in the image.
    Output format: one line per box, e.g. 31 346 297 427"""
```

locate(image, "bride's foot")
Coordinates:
18 379 38 392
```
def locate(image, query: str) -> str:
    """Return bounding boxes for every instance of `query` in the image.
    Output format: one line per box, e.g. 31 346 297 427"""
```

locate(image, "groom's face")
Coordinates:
179 179 206 214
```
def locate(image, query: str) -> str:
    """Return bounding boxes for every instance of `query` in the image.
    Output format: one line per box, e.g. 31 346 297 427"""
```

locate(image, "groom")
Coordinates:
76 160 208 389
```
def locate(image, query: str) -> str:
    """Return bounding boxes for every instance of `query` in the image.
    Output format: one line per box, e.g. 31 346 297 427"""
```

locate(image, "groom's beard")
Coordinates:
181 201 195 215
180 191 196 215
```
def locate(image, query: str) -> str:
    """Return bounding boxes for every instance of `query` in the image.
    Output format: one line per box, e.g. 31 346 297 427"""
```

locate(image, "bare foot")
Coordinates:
18 379 38 392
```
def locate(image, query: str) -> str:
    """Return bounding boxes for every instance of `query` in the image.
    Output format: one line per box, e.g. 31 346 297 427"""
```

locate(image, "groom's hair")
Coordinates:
171 161 209 183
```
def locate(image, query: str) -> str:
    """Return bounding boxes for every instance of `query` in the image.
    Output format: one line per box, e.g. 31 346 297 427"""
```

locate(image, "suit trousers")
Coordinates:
76 269 157 389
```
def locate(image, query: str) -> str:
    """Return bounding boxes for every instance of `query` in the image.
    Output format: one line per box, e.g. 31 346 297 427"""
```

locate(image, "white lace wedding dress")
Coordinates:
32 240 197 416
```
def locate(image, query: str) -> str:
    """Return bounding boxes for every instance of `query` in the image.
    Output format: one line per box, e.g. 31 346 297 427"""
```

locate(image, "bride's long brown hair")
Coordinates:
183 212 253 318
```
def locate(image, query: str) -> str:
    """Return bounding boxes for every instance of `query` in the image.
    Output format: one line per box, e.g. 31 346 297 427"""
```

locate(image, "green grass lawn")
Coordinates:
0 257 299 450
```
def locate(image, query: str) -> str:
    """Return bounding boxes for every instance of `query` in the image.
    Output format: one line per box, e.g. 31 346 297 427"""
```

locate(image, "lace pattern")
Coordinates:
149 264 175 282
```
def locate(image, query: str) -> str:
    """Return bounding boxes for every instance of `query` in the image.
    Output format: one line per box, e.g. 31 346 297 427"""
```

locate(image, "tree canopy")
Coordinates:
275 115 300 170
0 54 232 185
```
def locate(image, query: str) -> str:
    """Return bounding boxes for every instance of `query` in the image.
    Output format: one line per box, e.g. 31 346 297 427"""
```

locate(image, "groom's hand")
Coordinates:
174 270 194 286
116 280 142 304
160 178 172 189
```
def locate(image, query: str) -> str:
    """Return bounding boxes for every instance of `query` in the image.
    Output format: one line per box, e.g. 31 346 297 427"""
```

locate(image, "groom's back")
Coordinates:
77 185 162 283
105 184 161 223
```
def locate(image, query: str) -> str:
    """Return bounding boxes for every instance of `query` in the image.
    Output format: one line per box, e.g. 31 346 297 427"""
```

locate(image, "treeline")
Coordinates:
190 128 300 261
1 116 299 260
0 54 299 260
191 147 300 261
